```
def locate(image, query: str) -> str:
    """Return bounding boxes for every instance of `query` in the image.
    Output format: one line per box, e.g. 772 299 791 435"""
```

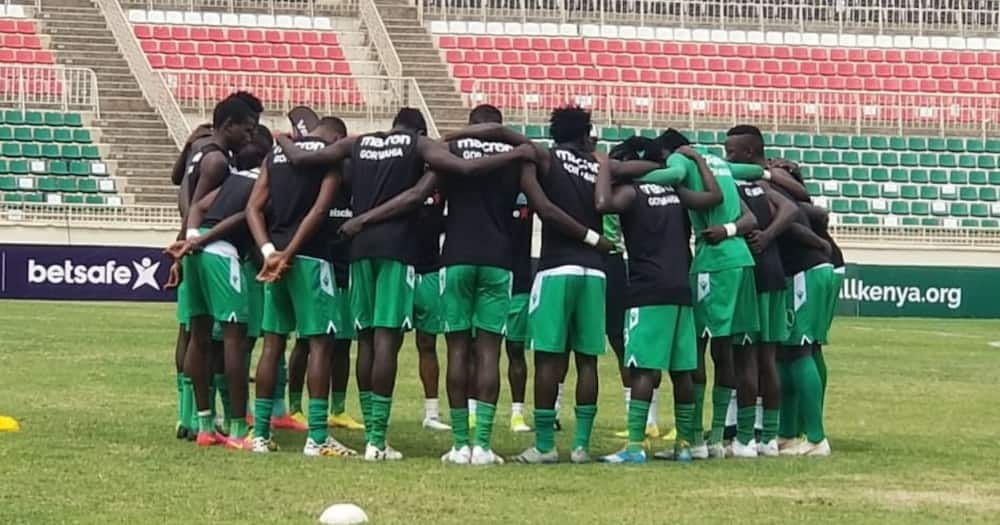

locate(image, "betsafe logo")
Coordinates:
27 257 162 290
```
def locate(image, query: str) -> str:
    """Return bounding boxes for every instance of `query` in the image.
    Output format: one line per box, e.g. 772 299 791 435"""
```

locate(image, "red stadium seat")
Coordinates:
606 40 624 54
147 53 164 68
549 38 567 52
0 19 18 33
475 36 493 49
15 21 35 34
164 55 182 69
296 60 315 74
170 26 189 40
247 29 265 43
202 56 221 70
153 26 170 39
141 40 158 54
159 40 177 54
178 41 196 55
182 56 201 69
512 37 530 51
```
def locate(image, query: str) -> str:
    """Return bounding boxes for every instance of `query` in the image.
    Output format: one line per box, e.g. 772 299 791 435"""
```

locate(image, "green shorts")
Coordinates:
180 241 249 326
350 258 415 331
334 287 355 340
820 267 845 344
527 266 606 356
414 271 443 334
441 264 513 335
262 255 338 337
785 263 836 346
743 290 789 344
506 293 530 343
692 266 760 338
624 304 697 371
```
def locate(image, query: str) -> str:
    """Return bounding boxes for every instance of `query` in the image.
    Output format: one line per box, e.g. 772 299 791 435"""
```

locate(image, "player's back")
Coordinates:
202 166 259 256
736 180 785 291
620 181 692 306
538 144 603 272
265 136 330 257
685 151 754 273
440 137 522 269
182 139 231 203
348 130 425 263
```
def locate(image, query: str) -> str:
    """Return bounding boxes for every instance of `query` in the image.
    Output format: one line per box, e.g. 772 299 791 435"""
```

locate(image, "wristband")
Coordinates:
583 229 600 247
261 242 276 258
762 169 773 181
186 228 200 240
723 223 738 238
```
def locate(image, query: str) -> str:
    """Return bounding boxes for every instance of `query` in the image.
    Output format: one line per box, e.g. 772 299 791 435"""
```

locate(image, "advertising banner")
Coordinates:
836 264 1000 318
0 244 175 301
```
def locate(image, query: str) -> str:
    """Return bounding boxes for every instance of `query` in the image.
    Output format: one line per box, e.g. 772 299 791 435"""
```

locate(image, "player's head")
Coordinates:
609 136 665 164
725 125 765 164
312 116 348 143
549 105 591 147
231 90 263 117
234 125 272 171
656 128 691 154
468 104 503 125
212 95 258 151
392 107 428 136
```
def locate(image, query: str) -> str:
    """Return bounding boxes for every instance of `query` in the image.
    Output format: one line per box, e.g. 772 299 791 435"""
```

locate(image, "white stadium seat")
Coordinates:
147 10 165 23
801 32 819 45
559 24 578 36
930 36 949 49
820 33 838 46
709 29 727 43
486 22 504 35
128 9 146 23
765 31 784 45
728 30 747 43
221 13 239 26
948 36 966 49
600 25 618 38
655 27 673 41
875 35 894 48
430 20 448 33
691 28 710 41
257 15 276 28
673 28 691 40
747 31 765 44
504 22 523 35
165 11 184 25
467 21 486 34
540 23 559 36
522 22 541 35
580 24 600 38
912 36 931 48
893 35 912 48
618 25 637 39
838 33 856 47
966 37 985 50
275 15 294 28
293 15 312 29
448 21 468 34
183 12 202 26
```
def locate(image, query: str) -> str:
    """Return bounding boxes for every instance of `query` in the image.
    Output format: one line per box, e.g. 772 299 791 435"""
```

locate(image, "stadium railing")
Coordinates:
360 0 402 79
0 64 101 118
118 0 358 17
3 1 39 13
100 0 191 148
163 71 440 137
3 203 998 246
466 79 1000 136
417 0 1000 36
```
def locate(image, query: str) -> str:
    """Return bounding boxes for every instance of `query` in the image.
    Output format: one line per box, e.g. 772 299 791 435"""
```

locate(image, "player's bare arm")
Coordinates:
418 136 535 176
245 161 273 259
764 165 811 202
340 170 440 238
594 156 637 215
747 183 799 254
522 161 611 253
702 199 758 244
276 134 356 168
281 169 340 261
441 122 532 146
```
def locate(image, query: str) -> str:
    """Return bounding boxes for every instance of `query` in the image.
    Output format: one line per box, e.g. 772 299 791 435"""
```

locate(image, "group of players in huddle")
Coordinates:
166 90 841 465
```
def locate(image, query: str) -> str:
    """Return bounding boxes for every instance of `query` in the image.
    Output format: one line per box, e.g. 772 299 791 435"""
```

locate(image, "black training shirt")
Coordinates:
620 182 693 307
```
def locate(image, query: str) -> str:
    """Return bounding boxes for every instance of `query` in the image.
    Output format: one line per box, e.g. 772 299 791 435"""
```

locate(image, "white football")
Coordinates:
319 503 368 525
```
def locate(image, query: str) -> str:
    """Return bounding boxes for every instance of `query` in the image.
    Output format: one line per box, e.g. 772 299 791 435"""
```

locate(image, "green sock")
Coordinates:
813 349 827 408
692 383 705 445
197 410 214 434
230 419 248 440
450 408 470 448
777 360 799 438
534 408 556 453
736 406 755 445
330 390 347 416
761 409 780 444
359 390 373 443
182 375 197 431
289 390 303 415
273 353 287 414
213 373 230 432
175 373 184 424
474 402 497 449
253 398 273 440
791 356 826 443
572 405 597 452
627 400 650 453
307 398 328 443
369 394 392 449
673 402 695 445
709 386 732 444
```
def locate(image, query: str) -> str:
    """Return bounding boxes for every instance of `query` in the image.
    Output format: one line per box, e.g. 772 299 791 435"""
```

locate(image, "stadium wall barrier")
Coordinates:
0 243 176 301
836 263 1000 318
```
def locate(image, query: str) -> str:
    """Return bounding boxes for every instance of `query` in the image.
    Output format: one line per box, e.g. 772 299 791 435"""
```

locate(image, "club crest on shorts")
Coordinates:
229 258 242 292
320 262 334 296
697 273 710 301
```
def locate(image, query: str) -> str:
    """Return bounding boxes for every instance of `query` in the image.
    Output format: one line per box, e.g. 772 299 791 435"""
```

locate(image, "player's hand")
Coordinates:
257 252 291 283
767 157 799 173
595 236 614 253
675 145 702 161
338 217 365 238
165 261 182 289
514 143 537 162
747 229 772 254
701 226 728 245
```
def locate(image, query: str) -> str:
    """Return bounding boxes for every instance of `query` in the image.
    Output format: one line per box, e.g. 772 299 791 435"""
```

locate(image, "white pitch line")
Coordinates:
852 325 982 339
988 341 1000 348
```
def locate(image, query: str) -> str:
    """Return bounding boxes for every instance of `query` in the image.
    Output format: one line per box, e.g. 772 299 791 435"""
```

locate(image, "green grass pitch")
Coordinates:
2 300 998 524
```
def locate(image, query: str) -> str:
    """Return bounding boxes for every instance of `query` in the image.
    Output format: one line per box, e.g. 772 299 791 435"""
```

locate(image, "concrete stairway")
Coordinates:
40 0 179 205
376 0 469 133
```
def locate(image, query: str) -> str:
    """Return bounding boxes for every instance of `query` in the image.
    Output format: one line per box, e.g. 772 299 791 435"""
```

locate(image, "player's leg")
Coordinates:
690 336 708 456
505 293 531 432
732 340 759 457
757 287 787 457
185 314 220 445
512 270 571 463
414 271 447 430
466 347 477 430
220 321 249 444
287 339 308 419
554 348 569 431
253 274 296 451
439 265 477 463
364 259 415 460
568 271 606 464
175 325 191 439
350 259 376 445
328 337 363 430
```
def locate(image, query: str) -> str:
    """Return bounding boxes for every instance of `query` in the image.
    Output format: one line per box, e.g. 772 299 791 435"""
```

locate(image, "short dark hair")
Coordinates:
253 124 273 150
549 105 591 144
392 107 427 135
656 128 691 154
212 95 257 130
469 104 503 125
609 136 665 164
315 116 347 137
232 91 263 115
726 124 763 139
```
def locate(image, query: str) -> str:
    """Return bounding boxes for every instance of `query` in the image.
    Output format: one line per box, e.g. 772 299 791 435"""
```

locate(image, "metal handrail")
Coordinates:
406 77 440 138
117 0 359 16
359 0 402 79
97 0 191 148
0 64 101 116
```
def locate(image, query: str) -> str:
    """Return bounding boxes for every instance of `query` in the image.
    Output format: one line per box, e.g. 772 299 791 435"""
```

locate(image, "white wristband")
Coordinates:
583 229 600 247
186 228 200 240
762 169 773 181
261 242 276 258
724 223 738 238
